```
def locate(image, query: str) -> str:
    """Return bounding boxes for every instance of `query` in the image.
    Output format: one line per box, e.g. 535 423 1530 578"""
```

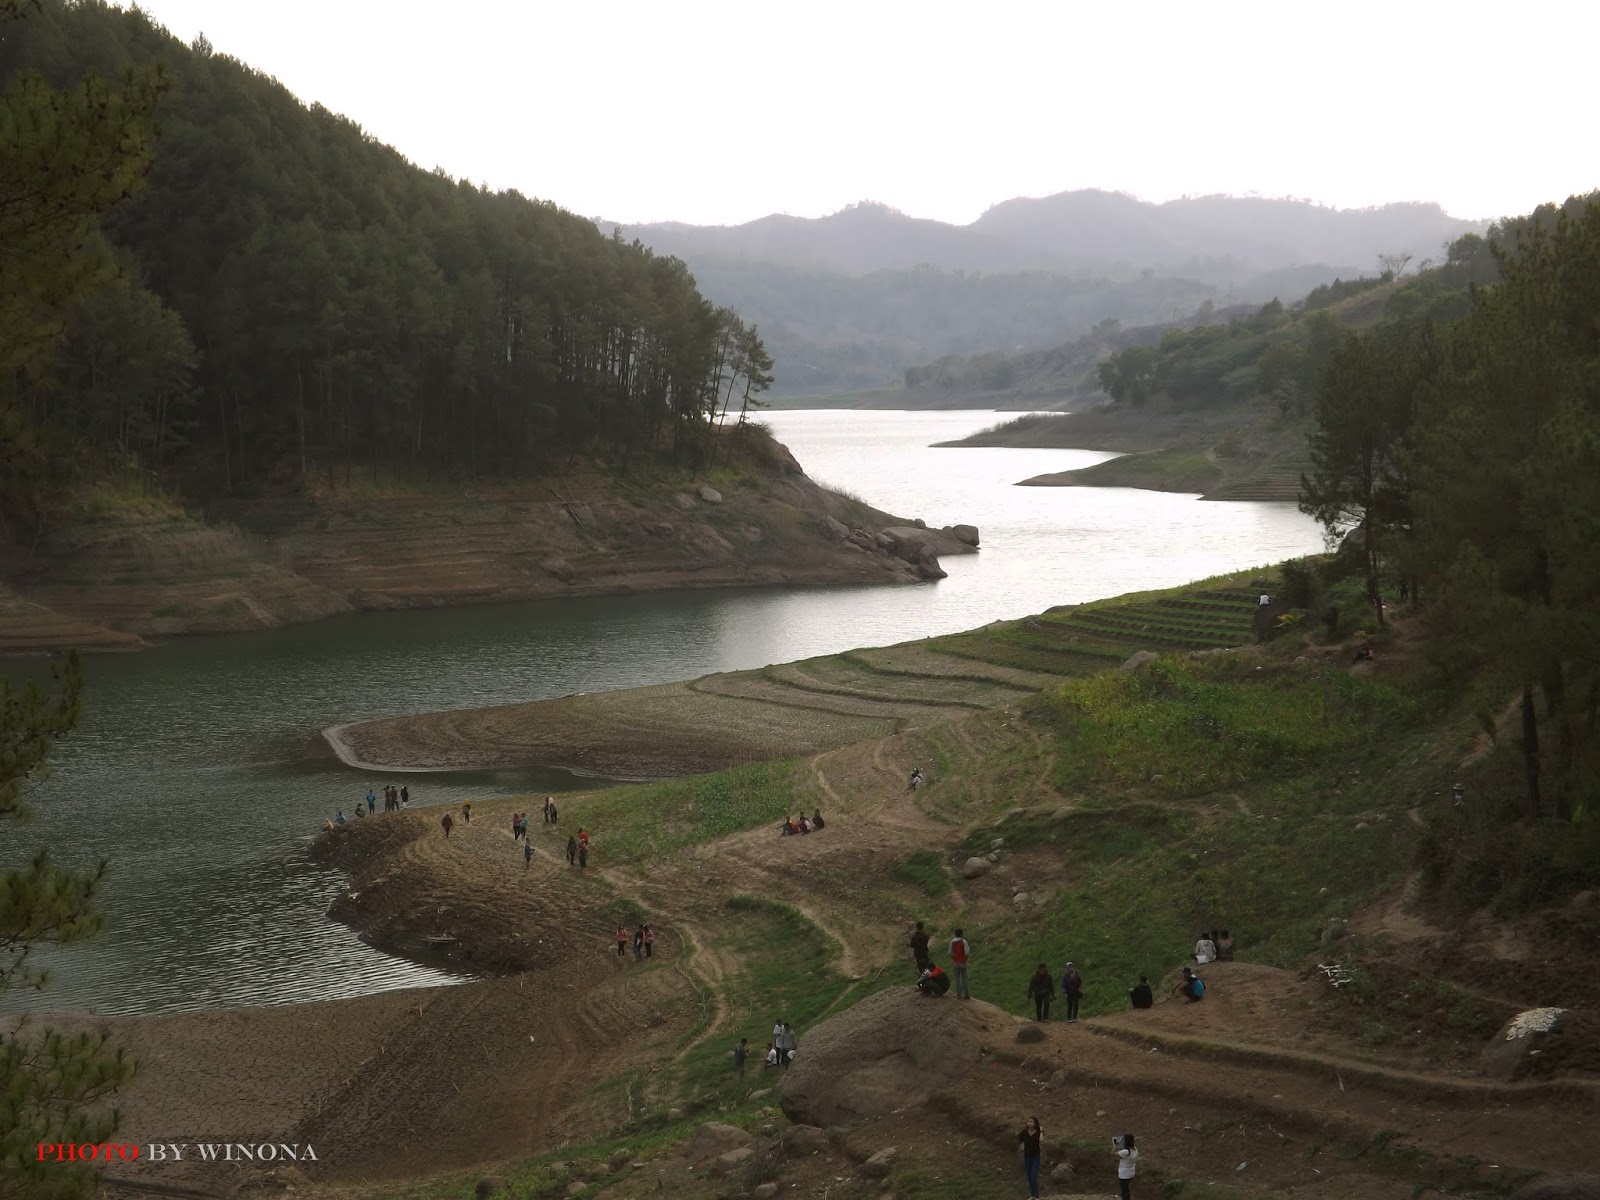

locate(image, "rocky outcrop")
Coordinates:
1481 1008 1566 1081
775 989 1004 1127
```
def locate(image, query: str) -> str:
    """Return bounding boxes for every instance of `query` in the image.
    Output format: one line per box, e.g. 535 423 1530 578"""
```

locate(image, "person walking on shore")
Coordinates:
566 835 577 865
511 812 522 840
615 924 629 959
462 800 471 825
1027 963 1055 1021
543 796 554 824
908 921 931 974
523 838 533 870
400 785 409 807
1018 1116 1043 1199
441 811 454 838
1061 961 1084 1023
949 928 971 999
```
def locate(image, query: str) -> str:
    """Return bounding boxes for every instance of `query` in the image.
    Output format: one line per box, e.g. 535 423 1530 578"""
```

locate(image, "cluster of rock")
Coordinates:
813 516 979 581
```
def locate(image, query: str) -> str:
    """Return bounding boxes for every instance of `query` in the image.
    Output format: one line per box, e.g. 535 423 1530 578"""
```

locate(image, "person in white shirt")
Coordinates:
1194 933 1216 964
1114 1133 1138 1199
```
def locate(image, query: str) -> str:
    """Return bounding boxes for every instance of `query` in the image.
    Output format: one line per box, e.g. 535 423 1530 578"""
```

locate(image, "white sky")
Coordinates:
125 0 1595 228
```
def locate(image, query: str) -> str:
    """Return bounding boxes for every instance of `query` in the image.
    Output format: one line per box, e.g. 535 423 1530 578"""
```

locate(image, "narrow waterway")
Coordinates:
4 409 1324 1014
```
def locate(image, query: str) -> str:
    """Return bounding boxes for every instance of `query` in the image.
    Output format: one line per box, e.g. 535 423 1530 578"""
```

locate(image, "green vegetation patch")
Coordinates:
586 761 797 864
894 849 951 897
1046 657 1414 798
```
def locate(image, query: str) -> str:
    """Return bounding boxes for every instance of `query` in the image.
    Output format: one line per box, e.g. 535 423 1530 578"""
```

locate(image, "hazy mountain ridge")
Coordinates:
608 193 1481 397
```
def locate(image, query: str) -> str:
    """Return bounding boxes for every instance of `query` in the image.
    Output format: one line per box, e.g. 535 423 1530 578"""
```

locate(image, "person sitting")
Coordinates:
1354 641 1374 662
1176 967 1206 1003
1216 929 1235 961
798 815 811 833
322 818 334 832
335 810 346 825
917 963 950 997
764 1042 780 1068
908 767 924 790
779 817 795 836
811 808 825 830
1129 975 1154 1009
1194 933 1217 964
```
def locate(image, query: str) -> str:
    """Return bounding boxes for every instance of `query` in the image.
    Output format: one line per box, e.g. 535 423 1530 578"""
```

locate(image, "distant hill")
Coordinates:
610 194 1482 398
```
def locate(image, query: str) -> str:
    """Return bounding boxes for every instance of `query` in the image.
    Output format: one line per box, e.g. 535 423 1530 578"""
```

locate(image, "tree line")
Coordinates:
0 0 772 541
1299 192 1600 824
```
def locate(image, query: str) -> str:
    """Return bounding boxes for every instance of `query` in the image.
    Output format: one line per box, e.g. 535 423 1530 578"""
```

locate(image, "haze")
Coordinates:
120 1 1595 227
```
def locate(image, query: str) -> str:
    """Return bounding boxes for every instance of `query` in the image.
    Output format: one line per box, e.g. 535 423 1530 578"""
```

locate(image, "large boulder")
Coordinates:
1481 1008 1566 1081
685 1122 753 1162
776 989 1001 1127
696 484 723 503
950 524 980 547
1119 650 1158 673
961 856 992 879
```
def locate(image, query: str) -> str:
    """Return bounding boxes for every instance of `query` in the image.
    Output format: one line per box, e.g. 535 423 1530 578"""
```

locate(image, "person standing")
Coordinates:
512 812 522 841
523 839 533 870
367 791 375 815
632 925 644 962
400 785 409 807
615 924 629 959
441 811 454 838
774 1021 797 1065
949 928 971 999
1027 963 1055 1021
733 1037 749 1077
1061 962 1084 1023
462 800 472 825
365 789 376 813
1114 1133 1139 1199
1018 1116 1043 1200
642 924 654 958
577 828 589 851
566 835 577 866
908 921 931 974
578 842 588 869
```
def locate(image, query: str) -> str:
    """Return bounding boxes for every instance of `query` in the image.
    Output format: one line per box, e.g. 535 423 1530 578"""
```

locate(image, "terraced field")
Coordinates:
337 571 1282 776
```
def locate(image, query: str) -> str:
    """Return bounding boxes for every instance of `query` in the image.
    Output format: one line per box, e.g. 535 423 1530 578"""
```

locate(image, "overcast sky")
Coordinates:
125 0 1594 228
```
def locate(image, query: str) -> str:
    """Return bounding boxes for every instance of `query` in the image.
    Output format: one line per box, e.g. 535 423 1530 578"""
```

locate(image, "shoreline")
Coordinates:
320 719 657 782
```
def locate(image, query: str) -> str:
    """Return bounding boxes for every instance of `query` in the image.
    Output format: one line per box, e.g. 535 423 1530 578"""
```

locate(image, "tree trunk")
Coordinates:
1542 661 1572 820
1520 684 1541 819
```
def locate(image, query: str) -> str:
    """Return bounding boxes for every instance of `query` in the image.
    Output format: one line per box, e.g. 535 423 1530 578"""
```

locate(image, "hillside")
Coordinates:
610 195 1481 397
0 436 976 653
83 567 1600 1200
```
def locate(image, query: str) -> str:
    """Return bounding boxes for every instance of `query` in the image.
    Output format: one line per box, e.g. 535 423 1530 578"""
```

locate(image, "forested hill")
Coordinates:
0 0 772 522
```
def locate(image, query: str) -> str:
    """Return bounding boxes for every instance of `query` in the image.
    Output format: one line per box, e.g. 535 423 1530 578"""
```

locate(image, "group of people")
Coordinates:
1025 961 1087 1021
1193 929 1234 965
1018 1120 1137 1200
731 1019 799 1074
373 785 409 812
908 922 972 1000
567 828 589 868
778 809 826 836
614 922 654 960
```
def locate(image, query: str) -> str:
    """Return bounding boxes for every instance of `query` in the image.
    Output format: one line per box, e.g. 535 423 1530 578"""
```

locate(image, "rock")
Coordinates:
820 515 851 540
1570 890 1600 915
541 558 575 583
717 1147 755 1169
1320 917 1349 944
565 1184 585 1198
1012 892 1029 905
1508 1177 1600 1200
754 1185 779 1200
986 851 999 863
874 532 894 549
1051 1161 1074 1181
672 492 698 511
607 1150 630 1171
1481 1008 1567 1081
686 1122 754 1162
590 1162 610 1176
861 1148 898 1179
776 990 993 1127
961 856 991 879
747 1088 773 1100
781 1124 830 1157
648 521 675 538
1120 650 1159 673
912 518 926 528
697 484 723 503
1052 805 1074 821
951 523 980 547
667 1106 685 1121
990 837 1005 850
474 1176 506 1199
1016 1024 1047 1044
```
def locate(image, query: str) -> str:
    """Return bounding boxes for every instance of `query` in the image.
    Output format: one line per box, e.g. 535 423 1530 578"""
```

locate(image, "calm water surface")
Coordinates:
4 409 1323 1013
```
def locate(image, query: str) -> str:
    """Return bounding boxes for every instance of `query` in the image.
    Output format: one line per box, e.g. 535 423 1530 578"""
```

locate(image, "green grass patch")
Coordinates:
894 849 951 897
1047 657 1415 799
579 760 798 864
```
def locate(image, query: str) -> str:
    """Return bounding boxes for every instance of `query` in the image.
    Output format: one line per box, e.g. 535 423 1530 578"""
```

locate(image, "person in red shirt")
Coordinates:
615 923 628 959
949 928 971 999
917 962 950 997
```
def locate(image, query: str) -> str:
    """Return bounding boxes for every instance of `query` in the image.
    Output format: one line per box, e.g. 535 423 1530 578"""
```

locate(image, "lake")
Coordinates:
4 409 1324 1013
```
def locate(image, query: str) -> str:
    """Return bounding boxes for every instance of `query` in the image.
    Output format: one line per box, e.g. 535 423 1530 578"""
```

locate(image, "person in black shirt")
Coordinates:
1018 1115 1043 1198
1129 975 1154 1009
908 921 931 973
